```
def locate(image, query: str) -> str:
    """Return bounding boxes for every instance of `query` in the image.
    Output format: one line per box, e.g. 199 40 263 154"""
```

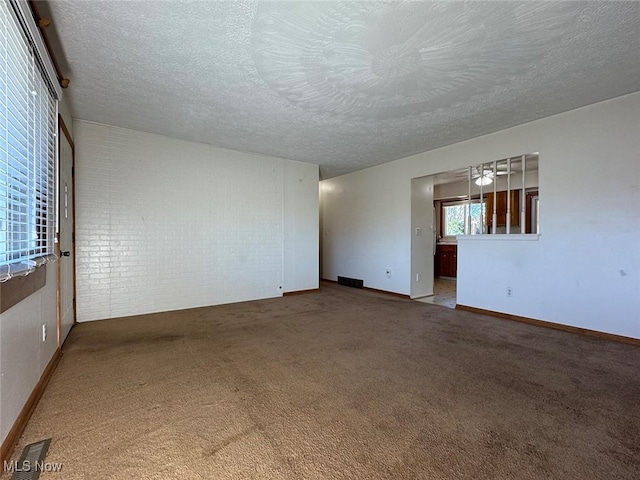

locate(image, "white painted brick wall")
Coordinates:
74 120 318 321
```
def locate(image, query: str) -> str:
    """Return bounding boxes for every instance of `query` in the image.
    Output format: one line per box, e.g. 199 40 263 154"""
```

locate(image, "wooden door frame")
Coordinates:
57 114 76 349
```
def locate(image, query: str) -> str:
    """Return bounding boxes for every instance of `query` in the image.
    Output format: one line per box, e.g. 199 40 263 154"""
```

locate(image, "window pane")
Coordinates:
0 1 57 279
469 203 486 235
444 205 465 236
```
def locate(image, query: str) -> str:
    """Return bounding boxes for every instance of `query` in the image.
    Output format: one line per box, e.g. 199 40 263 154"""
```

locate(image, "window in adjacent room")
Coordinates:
443 200 486 237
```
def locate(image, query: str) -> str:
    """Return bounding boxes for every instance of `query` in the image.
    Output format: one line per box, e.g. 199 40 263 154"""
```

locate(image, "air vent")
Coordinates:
11 438 52 480
337 276 364 289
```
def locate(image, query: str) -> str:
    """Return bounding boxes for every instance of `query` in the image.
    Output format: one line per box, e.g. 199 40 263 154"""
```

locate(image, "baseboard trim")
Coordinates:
321 279 411 299
1 348 62 467
283 288 320 296
363 286 411 299
455 304 640 346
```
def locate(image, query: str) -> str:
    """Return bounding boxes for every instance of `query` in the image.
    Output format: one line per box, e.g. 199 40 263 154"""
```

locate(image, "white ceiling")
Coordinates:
46 1 640 179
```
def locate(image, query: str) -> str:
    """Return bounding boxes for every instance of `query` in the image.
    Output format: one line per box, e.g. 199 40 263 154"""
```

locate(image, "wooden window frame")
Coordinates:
0 266 47 314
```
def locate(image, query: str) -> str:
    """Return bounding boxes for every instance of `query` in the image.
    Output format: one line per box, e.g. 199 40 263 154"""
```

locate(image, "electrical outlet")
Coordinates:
386 269 391 278
42 324 47 342
506 287 513 297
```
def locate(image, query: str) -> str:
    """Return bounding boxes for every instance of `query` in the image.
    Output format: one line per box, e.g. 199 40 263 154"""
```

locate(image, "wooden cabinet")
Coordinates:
435 244 457 278
485 190 520 230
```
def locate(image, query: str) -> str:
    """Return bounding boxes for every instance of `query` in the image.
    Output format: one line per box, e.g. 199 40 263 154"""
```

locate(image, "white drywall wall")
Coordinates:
0 264 58 445
411 176 435 298
74 121 318 321
321 92 640 339
0 94 74 447
284 162 320 292
321 166 412 295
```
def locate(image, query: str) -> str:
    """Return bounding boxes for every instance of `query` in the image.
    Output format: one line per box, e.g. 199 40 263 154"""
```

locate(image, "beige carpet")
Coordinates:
5 282 640 479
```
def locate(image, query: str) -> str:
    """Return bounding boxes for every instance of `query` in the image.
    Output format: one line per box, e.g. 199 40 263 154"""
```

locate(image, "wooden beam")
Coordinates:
28 1 69 89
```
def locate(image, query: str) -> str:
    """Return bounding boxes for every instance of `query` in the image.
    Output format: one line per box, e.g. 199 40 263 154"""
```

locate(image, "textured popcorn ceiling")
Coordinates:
47 1 640 178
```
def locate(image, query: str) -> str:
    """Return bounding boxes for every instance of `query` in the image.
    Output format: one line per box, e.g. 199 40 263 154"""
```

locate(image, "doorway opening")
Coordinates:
414 278 456 308
412 154 540 310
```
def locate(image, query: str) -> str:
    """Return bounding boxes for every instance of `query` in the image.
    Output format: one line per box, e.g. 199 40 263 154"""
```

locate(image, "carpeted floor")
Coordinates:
5 282 640 479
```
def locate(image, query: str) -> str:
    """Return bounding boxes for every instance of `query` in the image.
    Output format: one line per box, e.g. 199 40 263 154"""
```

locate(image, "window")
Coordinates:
0 0 58 282
443 201 486 237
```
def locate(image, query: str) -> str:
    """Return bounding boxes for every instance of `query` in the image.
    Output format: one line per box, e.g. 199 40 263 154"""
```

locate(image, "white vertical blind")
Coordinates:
0 0 57 281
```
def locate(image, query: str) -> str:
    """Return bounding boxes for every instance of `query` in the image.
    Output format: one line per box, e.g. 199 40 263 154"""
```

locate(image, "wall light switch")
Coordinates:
415 227 421 236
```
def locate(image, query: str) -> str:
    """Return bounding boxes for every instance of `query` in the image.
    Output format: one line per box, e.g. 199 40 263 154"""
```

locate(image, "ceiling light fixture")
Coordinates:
475 175 493 186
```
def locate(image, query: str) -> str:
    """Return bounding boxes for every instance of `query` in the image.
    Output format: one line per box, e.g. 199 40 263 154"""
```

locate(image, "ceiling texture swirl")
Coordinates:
46 1 640 178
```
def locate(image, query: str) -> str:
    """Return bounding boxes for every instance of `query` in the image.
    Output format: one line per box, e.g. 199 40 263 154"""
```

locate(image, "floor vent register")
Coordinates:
337 276 364 289
10 439 53 480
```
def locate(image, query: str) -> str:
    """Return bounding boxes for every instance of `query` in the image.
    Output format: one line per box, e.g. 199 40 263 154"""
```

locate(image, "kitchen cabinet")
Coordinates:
435 244 457 278
485 190 520 230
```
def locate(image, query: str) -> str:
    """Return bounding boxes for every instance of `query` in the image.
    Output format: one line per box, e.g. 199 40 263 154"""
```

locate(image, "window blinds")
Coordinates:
0 0 58 282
